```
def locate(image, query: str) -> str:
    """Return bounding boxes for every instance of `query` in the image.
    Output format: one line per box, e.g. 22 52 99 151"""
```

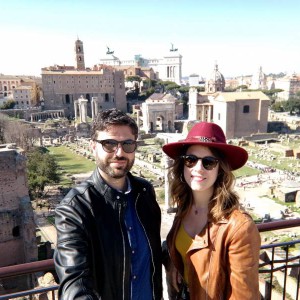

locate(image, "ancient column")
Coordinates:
136 110 141 140
91 97 98 120
74 100 78 120
78 96 88 123
163 141 173 210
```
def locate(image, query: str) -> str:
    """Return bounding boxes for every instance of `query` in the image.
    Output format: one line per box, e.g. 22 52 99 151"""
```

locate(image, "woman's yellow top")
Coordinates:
175 222 193 283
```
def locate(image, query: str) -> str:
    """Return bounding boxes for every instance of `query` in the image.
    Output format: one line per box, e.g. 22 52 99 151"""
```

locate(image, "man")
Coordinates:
54 109 162 299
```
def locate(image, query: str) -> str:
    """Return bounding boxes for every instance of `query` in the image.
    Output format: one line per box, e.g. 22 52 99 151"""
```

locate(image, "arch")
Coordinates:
85 94 91 102
156 115 165 131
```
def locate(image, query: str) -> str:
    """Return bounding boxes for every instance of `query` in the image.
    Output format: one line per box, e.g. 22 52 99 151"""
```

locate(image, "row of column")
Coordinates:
74 96 100 123
31 110 64 122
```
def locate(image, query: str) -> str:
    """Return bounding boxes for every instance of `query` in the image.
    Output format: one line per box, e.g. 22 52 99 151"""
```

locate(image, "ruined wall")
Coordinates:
0 147 37 268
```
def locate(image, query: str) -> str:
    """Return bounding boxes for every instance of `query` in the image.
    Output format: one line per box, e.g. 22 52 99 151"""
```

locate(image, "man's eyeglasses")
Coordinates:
181 155 219 170
95 139 137 153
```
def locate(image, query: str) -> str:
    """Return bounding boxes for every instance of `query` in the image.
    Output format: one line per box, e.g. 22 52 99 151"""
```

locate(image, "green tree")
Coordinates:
138 87 155 101
159 80 174 86
261 89 284 103
165 83 180 91
178 86 189 93
27 148 60 197
284 97 300 115
126 75 142 82
0 100 16 109
142 79 157 89
0 113 8 143
271 101 284 112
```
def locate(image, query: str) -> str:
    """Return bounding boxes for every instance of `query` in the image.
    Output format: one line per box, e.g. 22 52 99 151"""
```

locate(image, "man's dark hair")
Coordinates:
91 108 138 140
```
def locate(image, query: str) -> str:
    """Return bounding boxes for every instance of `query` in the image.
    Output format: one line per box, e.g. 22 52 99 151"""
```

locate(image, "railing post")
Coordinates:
264 278 272 300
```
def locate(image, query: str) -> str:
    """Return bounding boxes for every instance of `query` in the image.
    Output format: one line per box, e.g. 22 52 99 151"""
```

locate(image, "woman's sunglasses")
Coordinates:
95 139 137 153
181 154 219 170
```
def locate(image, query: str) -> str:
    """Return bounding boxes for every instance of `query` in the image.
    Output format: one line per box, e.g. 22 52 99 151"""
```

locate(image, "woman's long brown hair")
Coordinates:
168 147 240 222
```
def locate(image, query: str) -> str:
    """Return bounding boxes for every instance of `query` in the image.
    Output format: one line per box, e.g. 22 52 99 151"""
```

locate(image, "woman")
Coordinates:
162 122 261 300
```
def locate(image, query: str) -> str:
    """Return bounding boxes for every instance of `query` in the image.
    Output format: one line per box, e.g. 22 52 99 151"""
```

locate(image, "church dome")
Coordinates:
207 64 225 83
251 66 267 89
205 64 225 93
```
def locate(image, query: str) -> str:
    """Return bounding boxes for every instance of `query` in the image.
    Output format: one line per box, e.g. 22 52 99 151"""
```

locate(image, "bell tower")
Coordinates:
75 38 85 70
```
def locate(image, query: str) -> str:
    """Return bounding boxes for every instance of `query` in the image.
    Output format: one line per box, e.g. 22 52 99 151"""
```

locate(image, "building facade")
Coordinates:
13 86 36 109
41 39 127 117
99 49 182 85
141 93 183 133
212 91 270 138
189 64 270 138
0 75 40 108
0 76 21 100
271 73 300 101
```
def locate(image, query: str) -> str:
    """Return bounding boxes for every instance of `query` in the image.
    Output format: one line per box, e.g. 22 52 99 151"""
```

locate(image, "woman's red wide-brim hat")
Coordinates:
162 122 248 170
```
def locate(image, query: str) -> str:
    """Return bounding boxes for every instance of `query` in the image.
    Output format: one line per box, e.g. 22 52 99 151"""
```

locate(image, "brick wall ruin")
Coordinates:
0 146 37 267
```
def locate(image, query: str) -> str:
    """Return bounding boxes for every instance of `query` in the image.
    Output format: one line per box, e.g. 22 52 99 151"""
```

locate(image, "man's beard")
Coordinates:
95 155 134 179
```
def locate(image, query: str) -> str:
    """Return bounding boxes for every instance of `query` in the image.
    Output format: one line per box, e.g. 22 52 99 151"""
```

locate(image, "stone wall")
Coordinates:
0 147 37 268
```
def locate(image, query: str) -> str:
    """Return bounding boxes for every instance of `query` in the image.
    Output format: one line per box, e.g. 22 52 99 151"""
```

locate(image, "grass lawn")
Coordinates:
245 142 300 172
48 145 95 185
234 165 261 178
47 138 297 188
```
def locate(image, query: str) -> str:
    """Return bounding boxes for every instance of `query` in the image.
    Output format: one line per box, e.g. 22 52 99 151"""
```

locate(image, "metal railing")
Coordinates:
0 219 299 300
257 219 300 300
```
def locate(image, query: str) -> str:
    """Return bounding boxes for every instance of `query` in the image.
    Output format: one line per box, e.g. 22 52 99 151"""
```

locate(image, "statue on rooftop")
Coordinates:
106 46 114 55
170 43 178 52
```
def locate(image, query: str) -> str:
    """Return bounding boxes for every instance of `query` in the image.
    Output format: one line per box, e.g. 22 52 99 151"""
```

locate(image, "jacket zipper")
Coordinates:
118 201 127 300
135 192 156 300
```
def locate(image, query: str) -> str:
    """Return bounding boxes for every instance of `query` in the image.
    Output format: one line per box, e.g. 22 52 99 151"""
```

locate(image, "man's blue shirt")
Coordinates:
124 190 152 300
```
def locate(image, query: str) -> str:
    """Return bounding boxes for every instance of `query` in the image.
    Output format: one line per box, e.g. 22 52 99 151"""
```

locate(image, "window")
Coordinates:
66 95 70 104
243 105 250 113
12 226 20 237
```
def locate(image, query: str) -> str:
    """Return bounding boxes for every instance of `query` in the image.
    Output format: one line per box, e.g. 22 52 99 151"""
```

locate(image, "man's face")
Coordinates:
91 125 136 182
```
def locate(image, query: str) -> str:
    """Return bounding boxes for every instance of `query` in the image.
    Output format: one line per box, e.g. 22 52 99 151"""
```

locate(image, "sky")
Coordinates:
1 0 300 79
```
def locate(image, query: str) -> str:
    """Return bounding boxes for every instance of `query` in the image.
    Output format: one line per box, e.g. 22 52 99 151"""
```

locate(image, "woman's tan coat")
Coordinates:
165 210 261 300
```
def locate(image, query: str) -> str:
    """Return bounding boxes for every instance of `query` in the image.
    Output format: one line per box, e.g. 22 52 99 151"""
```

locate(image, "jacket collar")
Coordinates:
87 168 146 208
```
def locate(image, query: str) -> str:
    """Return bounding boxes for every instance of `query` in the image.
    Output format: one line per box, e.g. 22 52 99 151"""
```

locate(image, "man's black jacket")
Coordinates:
54 169 162 299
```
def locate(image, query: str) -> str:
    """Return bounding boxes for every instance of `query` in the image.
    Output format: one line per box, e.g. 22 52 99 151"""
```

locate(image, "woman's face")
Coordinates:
183 145 219 194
